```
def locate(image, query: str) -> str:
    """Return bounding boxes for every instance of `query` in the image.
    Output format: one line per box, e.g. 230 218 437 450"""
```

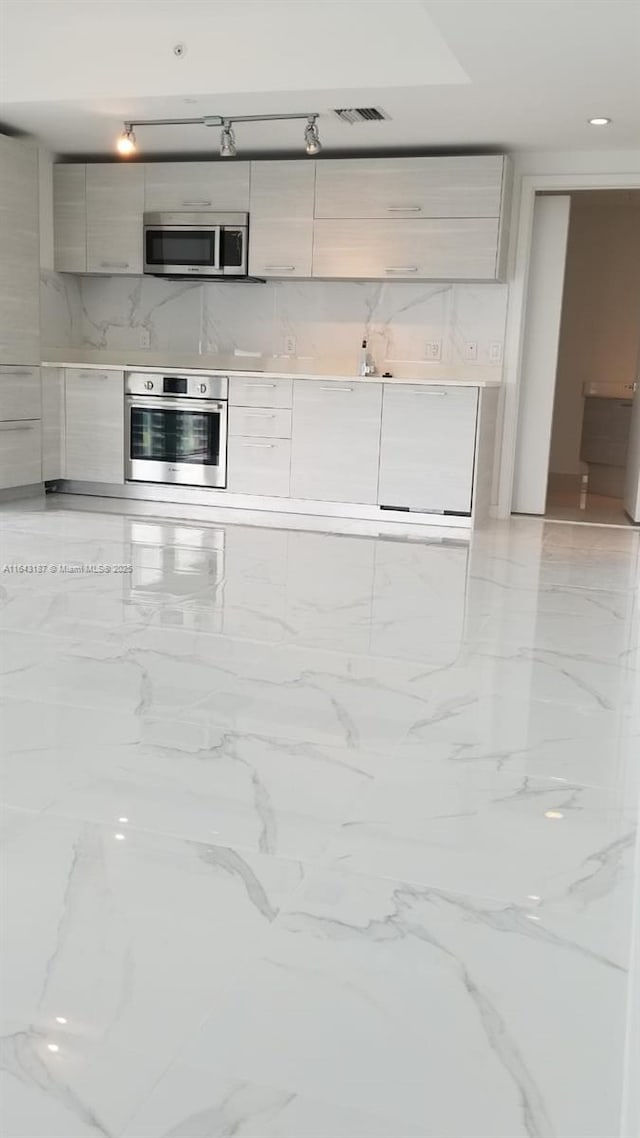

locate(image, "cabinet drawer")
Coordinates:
229 377 293 409
0 366 41 421
229 406 291 438
0 419 41 489
227 435 291 497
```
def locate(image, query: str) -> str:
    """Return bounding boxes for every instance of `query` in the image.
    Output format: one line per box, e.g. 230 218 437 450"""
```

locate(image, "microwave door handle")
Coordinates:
214 226 222 272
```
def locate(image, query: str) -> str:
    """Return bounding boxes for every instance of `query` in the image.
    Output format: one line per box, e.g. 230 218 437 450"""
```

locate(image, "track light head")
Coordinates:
116 125 136 157
220 120 237 158
304 116 322 155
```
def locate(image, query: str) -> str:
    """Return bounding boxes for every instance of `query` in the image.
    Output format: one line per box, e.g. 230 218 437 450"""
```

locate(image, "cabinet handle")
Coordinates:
239 442 275 448
320 386 353 392
265 265 296 272
182 199 212 207
411 390 448 396
100 261 129 269
0 368 33 376
387 205 422 212
384 266 418 273
244 411 276 418
0 420 37 431
243 383 276 389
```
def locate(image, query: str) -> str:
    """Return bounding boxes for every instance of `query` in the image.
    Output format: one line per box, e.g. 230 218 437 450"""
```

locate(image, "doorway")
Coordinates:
545 190 640 525
512 187 640 526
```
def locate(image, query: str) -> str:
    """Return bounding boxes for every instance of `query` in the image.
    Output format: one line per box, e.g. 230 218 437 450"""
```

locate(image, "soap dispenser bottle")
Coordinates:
358 338 369 377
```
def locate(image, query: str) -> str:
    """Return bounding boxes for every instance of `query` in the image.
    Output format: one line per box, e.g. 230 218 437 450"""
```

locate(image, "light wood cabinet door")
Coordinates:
86 165 144 274
0 419 41 489
249 161 315 277
0 365 41 421
312 217 500 281
42 367 65 480
53 165 86 271
227 435 291 496
144 162 250 211
378 384 479 514
229 376 293 409
314 156 505 219
291 380 382 503
65 369 124 483
0 136 40 365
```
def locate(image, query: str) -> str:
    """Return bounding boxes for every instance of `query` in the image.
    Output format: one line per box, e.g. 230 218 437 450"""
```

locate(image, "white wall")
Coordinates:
549 192 640 476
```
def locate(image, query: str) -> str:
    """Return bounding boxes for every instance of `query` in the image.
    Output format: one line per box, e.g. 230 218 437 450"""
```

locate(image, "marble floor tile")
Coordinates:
1 498 639 1138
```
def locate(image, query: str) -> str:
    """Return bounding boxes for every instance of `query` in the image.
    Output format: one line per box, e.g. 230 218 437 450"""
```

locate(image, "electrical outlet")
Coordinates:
425 340 442 361
139 328 151 349
464 341 478 361
284 336 296 356
489 341 503 364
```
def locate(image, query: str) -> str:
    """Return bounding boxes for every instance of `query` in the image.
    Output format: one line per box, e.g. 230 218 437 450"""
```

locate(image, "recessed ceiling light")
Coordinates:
47 1043 60 1053
544 810 564 819
588 117 611 126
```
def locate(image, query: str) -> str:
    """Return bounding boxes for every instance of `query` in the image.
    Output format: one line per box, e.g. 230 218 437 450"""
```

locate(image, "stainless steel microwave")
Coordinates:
143 212 248 278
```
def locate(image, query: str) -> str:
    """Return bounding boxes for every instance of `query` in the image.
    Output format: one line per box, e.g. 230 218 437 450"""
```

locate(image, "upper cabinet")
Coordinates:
248 161 315 278
53 165 86 272
144 162 250 212
312 218 501 281
52 154 511 281
314 156 506 219
86 164 145 274
0 136 40 365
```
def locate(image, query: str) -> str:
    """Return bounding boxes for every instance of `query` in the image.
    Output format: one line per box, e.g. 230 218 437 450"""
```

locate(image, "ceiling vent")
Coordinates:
332 107 390 125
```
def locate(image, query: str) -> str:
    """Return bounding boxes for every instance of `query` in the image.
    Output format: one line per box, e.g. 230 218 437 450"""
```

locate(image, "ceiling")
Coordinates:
1 0 639 158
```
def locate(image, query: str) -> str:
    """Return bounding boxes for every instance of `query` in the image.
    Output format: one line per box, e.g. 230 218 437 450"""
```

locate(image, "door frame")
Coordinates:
497 170 640 518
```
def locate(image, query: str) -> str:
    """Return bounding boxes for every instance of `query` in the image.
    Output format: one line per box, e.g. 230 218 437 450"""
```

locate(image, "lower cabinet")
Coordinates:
65 369 124 483
42 367 65 480
227 435 291 497
0 365 41 489
378 384 479 513
0 419 41 488
290 380 382 503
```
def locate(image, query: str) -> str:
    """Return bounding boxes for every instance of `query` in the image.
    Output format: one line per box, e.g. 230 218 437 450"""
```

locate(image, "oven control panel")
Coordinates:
125 372 228 400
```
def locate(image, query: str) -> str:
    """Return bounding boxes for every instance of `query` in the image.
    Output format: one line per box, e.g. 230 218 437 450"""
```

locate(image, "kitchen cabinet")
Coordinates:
86 165 144 274
65 369 124 483
312 217 500 280
229 376 293 409
42 367 65 480
290 380 382 503
0 365 41 421
314 156 506 219
144 162 250 211
0 136 39 365
227 435 291 497
249 161 315 277
0 419 42 489
378 384 479 513
53 165 86 272
229 405 292 439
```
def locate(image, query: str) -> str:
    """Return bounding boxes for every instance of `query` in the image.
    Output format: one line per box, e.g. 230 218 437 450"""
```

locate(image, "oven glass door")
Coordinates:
127 398 227 487
144 226 220 274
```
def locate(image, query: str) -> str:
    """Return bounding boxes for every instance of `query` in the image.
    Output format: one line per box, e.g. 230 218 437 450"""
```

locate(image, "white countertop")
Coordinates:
41 349 502 387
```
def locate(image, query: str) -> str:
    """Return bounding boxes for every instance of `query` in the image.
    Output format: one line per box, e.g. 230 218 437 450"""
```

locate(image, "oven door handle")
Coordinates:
126 398 227 413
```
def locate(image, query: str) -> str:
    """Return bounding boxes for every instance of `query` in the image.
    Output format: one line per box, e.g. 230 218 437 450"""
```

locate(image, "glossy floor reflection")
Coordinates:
1 499 639 1138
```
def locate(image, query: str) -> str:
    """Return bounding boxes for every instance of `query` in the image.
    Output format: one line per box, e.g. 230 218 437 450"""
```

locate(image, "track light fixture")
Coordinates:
304 116 322 155
116 125 136 156
115 112 322 159
220 120 237 158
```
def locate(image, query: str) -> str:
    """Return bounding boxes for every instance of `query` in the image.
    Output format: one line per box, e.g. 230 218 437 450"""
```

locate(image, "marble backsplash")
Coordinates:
41 273 508 372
